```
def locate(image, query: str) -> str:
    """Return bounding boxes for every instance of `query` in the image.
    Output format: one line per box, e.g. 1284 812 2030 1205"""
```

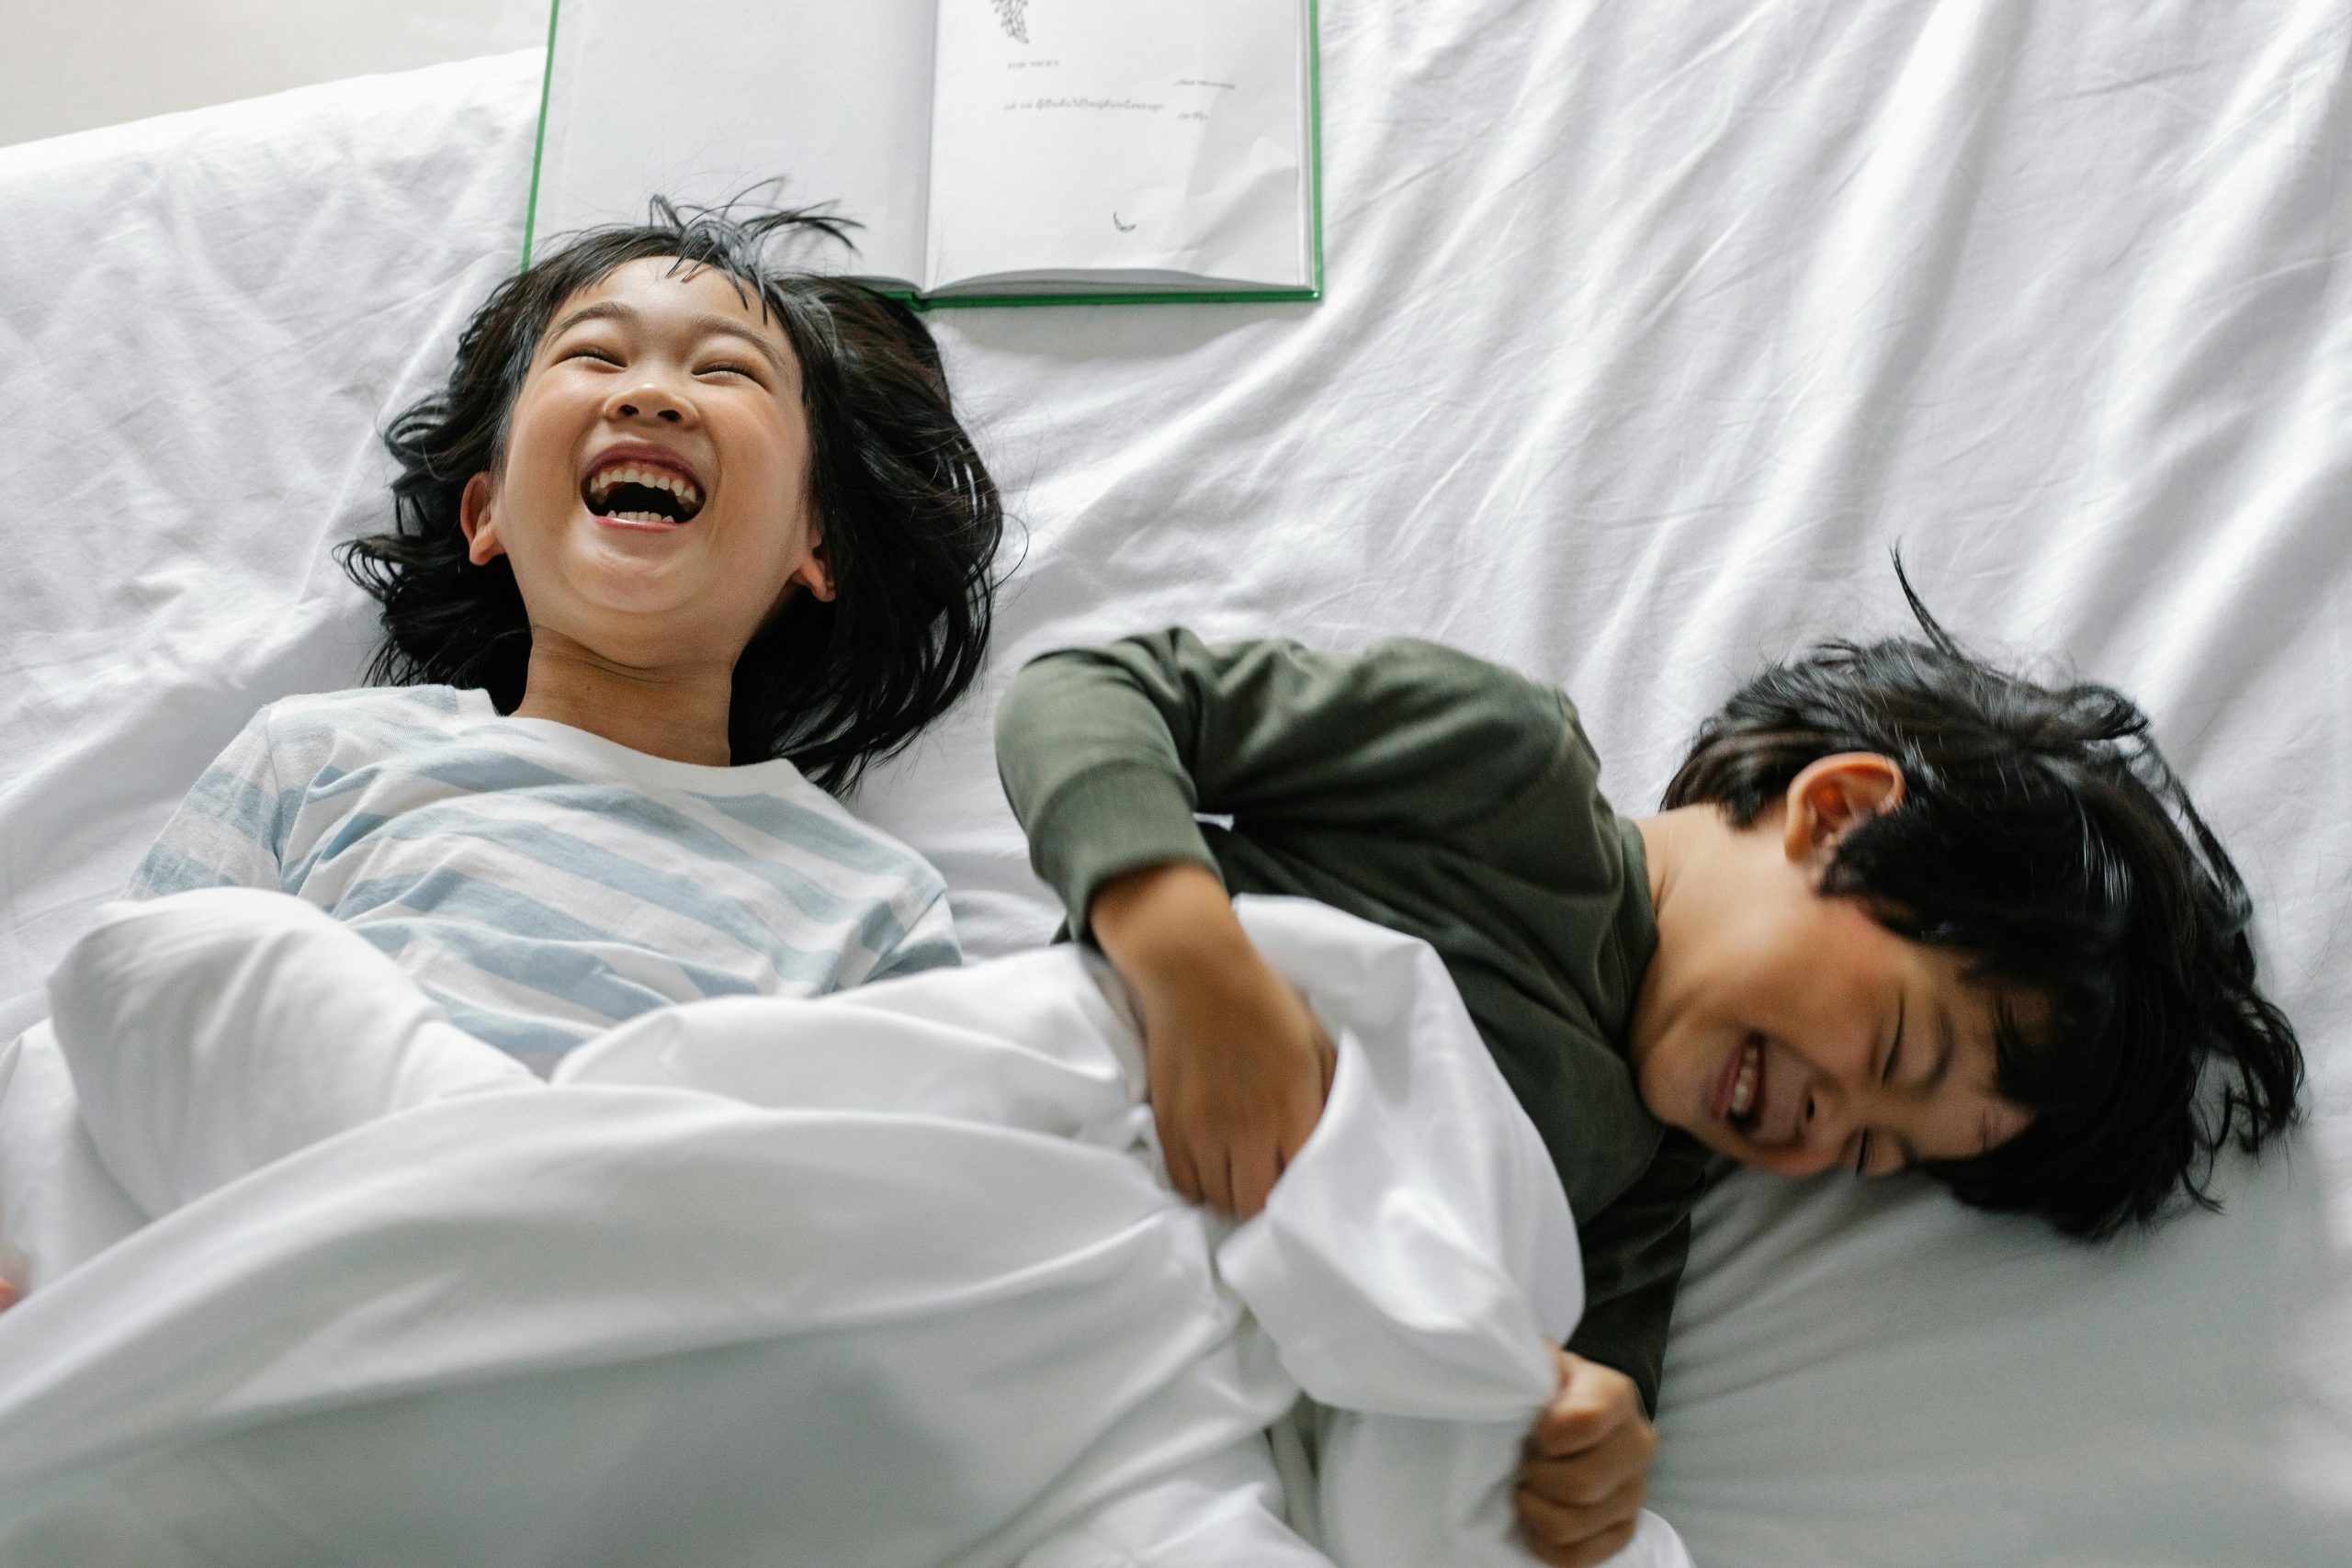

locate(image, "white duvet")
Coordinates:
0 888 1687 1568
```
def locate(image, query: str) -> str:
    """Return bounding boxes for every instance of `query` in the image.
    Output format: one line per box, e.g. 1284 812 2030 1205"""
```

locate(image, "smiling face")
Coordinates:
1629 755 2039 1179
458 256 832 675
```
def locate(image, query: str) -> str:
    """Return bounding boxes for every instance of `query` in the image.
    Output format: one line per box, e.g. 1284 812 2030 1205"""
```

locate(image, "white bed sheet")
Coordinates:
0 3 2346 1563
3 889 1650 1568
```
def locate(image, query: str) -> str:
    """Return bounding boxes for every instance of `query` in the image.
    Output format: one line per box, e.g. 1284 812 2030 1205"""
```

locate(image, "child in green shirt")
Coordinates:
991 576 2303 1568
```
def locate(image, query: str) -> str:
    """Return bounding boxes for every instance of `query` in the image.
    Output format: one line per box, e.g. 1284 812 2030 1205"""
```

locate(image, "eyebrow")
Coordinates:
545 299 792 378
1925 998 1955 1094
1885 1001 1980 1174
1858 996 1905 1177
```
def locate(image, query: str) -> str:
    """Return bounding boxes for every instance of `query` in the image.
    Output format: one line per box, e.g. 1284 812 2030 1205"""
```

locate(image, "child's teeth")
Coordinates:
588 465 699 505
1730 1040 1759 1117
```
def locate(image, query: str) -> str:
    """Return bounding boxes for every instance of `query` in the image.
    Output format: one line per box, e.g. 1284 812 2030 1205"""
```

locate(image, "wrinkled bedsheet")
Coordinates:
2 3 2347 1563
0 889 1689 1568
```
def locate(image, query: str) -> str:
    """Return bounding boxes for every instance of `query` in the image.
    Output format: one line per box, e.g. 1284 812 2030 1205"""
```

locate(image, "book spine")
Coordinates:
518 0 564 270
914 289 1320 310
1307 0 1324 299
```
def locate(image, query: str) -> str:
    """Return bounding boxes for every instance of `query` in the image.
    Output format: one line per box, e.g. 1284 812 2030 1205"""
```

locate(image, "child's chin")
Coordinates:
565 580 707 634
1694 1126 1750 1165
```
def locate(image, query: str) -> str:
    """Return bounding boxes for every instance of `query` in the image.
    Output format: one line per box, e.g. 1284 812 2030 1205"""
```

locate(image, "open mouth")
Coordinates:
1724 1032 1765 1134
581 458 705 526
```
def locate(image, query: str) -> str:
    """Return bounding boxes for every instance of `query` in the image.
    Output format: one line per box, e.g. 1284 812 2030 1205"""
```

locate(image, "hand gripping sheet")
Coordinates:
0 889 1691 1567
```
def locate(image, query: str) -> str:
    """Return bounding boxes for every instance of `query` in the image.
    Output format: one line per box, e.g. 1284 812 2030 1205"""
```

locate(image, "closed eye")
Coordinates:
1856 997 1905 1177
563 346 622 367
700 361 759 378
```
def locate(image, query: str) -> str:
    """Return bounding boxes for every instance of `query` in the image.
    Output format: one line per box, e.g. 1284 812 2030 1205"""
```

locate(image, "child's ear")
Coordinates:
459 473 506 566
789 525 836 604
1781 753 1905 868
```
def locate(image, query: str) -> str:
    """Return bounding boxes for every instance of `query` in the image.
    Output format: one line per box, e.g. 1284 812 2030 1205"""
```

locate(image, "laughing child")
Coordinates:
990 575 2304 1567
109 197 1003 1073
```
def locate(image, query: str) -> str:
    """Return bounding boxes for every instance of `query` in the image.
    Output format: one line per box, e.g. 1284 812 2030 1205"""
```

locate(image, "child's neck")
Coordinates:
509 641 735 767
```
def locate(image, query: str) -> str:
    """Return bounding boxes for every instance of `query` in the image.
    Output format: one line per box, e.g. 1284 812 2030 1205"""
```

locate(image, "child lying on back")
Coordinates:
120 199 1002 1077
992 575 2303 1567
6 198 1007 1318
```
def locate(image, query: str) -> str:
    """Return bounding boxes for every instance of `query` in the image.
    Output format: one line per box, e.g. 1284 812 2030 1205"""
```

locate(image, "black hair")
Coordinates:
337 197 1003 793
1663 561 2304 1239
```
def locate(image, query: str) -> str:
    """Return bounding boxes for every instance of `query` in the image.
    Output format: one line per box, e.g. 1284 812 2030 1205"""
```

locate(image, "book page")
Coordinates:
925 0 1307 289
533 0 935 288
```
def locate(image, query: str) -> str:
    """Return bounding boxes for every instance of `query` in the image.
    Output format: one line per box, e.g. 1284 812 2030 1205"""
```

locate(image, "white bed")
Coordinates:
2 3 2346 1562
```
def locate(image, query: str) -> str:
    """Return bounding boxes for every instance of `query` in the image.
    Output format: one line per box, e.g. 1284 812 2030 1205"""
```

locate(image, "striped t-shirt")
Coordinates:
125 685 960 1074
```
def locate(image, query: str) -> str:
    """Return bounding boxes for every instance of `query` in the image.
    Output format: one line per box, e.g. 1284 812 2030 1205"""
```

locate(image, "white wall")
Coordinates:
0 0 548 148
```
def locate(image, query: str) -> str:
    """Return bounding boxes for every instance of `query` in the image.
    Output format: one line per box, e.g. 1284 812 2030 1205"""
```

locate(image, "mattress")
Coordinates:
2 3 2346 1562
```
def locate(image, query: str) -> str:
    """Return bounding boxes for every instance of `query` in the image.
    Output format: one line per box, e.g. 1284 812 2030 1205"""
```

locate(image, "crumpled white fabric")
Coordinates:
0 888 1690 1568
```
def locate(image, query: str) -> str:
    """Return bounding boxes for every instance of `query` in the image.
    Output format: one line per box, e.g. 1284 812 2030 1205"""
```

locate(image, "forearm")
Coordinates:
997 633 1588 947
48 888 531 1218
1088 862 1251 993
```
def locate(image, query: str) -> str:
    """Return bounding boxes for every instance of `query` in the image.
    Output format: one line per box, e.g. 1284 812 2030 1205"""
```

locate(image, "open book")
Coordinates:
525 0 1322 306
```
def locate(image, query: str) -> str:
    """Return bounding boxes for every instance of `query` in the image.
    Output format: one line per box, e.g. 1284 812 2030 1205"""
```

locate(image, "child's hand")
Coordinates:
1514 1347 1656 1567
1090 863 1335 1218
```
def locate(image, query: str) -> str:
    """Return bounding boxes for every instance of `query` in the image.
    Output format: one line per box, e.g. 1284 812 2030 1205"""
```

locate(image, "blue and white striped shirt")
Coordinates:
125 685 960 1073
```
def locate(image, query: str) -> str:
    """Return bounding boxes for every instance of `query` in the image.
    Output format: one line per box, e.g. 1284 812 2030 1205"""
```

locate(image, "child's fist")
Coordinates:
1515 1347 1655 1567
1138 943 1333 1218
1088 863 1336 1218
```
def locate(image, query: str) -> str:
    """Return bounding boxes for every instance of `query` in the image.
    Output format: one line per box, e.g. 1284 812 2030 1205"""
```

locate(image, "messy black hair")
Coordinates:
1663 562 2303 1239
336 197 1003 793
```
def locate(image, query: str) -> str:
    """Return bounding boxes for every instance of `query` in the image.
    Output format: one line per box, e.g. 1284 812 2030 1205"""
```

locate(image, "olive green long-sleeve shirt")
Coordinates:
992 629 1711 1414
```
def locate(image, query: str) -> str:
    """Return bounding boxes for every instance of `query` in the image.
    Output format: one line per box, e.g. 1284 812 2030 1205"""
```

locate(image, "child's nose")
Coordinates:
1800 1079 1857 1155
610 378 693 424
